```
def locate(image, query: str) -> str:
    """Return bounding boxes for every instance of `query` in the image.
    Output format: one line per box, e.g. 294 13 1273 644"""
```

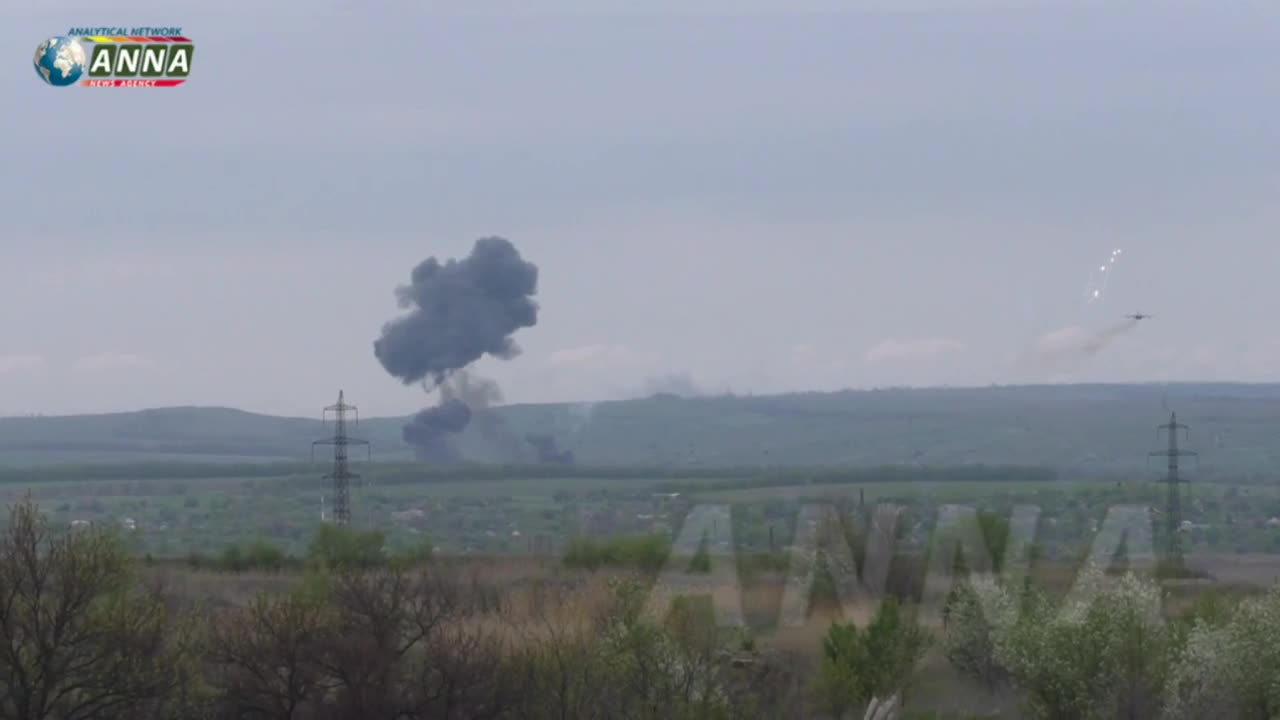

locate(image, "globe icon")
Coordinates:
33 36 86 87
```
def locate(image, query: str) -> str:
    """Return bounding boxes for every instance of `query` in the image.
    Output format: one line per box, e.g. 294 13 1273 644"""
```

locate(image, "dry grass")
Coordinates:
140 553 1278 718
1189 552 1280 587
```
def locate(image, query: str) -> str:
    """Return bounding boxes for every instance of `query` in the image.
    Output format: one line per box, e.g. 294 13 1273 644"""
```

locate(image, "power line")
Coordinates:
311 390 371 527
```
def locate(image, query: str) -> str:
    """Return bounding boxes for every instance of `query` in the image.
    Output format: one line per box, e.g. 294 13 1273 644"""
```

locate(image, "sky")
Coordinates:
2 1 1278 417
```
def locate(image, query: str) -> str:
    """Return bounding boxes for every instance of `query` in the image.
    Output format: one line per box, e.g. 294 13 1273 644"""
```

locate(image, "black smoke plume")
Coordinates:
375 237 539 463
403 399 471 464
525 433 575 465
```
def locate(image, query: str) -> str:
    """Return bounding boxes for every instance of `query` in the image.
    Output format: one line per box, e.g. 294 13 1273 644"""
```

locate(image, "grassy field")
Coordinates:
4 463 1280 574
688 479 1113 503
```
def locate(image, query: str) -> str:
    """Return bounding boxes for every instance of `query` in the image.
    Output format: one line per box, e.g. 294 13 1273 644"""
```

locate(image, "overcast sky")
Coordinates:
2 1 1278 417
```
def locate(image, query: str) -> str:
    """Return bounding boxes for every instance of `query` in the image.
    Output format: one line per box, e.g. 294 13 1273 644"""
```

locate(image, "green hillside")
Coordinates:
2 383 1279 478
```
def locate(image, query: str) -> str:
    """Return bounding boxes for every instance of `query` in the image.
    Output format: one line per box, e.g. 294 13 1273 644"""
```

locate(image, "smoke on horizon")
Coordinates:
402 398 471 464
525 433 575 465
448 371 530 463
639 372 706 398
374 237 539 464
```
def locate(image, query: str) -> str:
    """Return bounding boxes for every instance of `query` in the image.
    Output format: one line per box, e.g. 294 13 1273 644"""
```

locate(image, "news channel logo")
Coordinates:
34 28 193 88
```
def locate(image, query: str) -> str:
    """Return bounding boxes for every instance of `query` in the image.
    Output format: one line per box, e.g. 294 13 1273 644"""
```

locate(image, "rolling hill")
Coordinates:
1 383 1279 478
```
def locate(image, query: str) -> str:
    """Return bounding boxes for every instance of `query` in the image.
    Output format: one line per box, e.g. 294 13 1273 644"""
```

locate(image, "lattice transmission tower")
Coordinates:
1148 412 1197 571
311 390 371 527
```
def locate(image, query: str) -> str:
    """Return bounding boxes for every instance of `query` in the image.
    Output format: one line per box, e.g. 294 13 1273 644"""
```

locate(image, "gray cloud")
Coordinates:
0 355 45 374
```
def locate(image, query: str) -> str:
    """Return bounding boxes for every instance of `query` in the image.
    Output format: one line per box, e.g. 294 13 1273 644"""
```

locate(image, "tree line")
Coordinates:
0 461 1058 486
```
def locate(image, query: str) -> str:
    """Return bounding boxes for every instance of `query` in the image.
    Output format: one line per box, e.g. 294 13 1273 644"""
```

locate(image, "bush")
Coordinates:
306 524 387 571
1166 586 1280 719
974 570 1172 719
941 578 1018 691
562 534 671 572
394 536 434 568
243 538 291 571
219 543 244 572
202 538 299 573
813 597 930 718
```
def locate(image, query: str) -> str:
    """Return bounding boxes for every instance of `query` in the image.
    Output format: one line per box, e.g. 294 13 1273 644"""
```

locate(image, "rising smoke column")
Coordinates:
374 237 539 463
445 370 530 462
402 399 471 464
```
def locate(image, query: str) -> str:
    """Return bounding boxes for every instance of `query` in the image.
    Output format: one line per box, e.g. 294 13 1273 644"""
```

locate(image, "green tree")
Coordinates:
307 524 387 571
813 598 931 718
976 509 1011 573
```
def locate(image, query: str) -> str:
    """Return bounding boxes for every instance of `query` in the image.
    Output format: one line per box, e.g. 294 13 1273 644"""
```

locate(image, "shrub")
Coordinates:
1163 588 1278 719
941 577 1018 691
243 538 290 572
219 543 245 572
991 570 1171 719
206 538 298 573
562 534 671 572
394 537 434 568
306 524 387 571
813 597 930 718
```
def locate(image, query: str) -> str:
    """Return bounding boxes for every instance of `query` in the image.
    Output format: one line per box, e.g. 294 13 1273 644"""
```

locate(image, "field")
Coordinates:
139 541 1280 718
4 460 1280 578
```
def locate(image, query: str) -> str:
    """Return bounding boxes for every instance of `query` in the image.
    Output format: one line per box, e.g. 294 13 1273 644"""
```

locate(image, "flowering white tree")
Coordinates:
943 568 1171 719
1166 586 1280 719
1163 623 1238 719
941 575 1020 690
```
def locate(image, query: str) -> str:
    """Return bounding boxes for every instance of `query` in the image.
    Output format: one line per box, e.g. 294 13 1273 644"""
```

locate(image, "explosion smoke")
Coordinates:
375 237 539 463
641 372 705 398
402 399 470 464
567 401 596 434
447 371 529 463
525 433 575 465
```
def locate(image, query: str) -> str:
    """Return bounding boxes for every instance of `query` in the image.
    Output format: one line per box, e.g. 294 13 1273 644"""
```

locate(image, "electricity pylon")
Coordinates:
1148 412 1198 571
311 390 370 527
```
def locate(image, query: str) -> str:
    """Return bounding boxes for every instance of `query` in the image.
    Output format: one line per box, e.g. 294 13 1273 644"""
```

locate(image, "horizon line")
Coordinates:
1 379 1275 422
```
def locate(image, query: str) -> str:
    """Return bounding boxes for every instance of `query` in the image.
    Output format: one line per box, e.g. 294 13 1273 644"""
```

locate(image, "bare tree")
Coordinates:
313 565 459 719
0 495 190 720
205 590 334 720
409 623 514 720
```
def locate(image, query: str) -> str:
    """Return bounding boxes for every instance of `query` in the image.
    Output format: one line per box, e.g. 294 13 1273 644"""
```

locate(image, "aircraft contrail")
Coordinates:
1035 318 1139 359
